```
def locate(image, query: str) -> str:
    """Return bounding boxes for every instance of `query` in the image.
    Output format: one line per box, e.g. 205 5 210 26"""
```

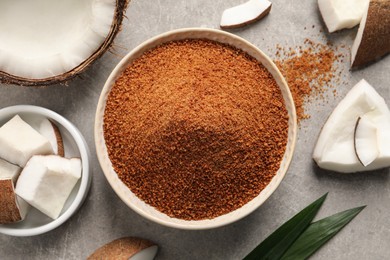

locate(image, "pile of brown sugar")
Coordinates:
275 39 344 121
103 39 289 220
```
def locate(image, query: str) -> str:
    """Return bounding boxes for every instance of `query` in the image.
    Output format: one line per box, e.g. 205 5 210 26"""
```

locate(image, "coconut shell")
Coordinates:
352 0 390 68
0 179 22 224
88 237 156 260
0 0 130 87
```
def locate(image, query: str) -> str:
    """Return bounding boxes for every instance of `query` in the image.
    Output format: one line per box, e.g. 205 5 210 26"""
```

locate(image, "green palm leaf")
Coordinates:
280 205 365 260
243 193 328 260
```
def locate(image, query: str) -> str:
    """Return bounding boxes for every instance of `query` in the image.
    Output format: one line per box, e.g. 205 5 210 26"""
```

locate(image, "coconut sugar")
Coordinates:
103 39 289 220
275 39 344 121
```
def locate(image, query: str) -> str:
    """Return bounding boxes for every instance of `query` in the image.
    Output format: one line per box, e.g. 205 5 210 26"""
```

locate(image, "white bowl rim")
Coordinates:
95 27 297 230
0 105 91 236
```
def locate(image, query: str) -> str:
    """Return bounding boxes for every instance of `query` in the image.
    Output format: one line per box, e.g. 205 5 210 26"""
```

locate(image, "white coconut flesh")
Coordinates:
0 158 22 182
15 155 82 219
0 0 116 80
27 117 64 156
313 79 390 173
318 0 369 33
220 0 272 29
351 0 369 66
130 245 158 260
0 115 53 167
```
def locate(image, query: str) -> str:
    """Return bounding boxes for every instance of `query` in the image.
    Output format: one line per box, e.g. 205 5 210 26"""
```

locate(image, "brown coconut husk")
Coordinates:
351 0 390 69
88 237 156 260
0 179 22 224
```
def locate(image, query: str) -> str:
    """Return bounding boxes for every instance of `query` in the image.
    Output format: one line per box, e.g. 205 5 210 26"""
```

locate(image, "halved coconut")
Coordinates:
88 237 158 260
351 0 390 68
0 0 129 86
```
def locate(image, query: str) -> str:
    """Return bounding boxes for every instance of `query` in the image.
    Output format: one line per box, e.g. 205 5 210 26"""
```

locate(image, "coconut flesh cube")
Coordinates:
0 158 29 224
0 0 126 86
15 155 81 219
0 115 53 167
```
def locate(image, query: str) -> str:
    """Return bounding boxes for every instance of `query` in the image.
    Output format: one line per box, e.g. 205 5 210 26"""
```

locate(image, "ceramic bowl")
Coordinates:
95 28 297 229
0 105 91 236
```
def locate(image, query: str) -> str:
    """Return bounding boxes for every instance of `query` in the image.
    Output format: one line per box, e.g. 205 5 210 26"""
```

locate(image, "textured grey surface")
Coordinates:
0 0 389 259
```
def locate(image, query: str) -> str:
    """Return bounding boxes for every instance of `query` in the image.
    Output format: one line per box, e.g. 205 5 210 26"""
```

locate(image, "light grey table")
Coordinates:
1 0 389 259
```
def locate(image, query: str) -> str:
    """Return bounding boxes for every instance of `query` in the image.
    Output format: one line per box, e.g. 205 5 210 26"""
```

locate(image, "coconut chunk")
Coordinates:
0 160 29 224
220 0 272 29
313 79 390 173
0 115 53 167
28 118 64 156
0 179 23 224
318 0 369 33
15 155 82 219
351 0 390 68
45 120 65 157
0 158 22 182
88 237 158 260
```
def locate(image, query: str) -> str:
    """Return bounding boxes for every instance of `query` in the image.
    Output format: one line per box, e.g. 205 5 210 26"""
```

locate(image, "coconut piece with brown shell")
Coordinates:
28 117 65 157
351 0 390 68
0 0 130 86
313 79 390 173
0 158 29 224
220 0 272 29
88 237 158 260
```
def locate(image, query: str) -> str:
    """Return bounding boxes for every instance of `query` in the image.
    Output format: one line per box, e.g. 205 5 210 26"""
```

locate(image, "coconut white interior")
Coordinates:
0 0 115 79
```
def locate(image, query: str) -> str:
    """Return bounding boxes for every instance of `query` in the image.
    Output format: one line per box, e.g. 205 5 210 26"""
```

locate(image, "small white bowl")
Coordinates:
95 28 297 230
0 105 91 236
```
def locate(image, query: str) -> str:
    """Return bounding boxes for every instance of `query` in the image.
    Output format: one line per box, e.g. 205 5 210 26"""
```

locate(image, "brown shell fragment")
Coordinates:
88 237 156 260
0 179 22 224
50 120 64 157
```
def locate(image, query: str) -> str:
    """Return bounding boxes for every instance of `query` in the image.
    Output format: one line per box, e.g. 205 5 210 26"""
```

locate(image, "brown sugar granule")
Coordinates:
274 39 344 121
103 39 289 220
